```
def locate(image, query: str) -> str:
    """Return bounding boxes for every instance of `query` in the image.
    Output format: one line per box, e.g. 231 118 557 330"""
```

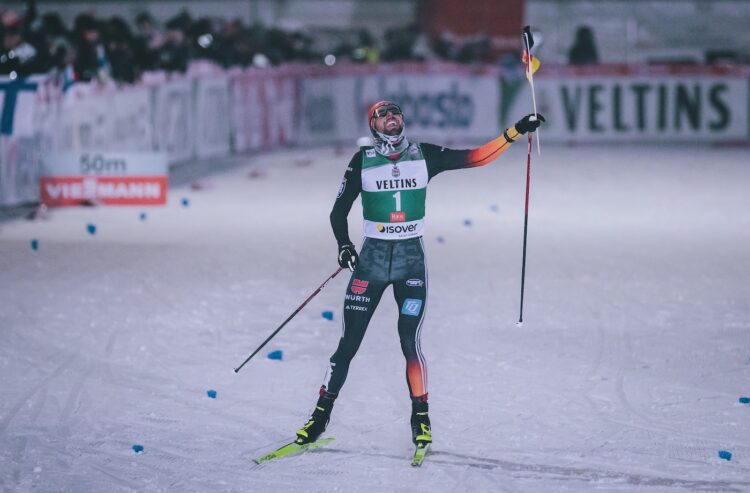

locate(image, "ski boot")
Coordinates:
410 395 432 446
296 391 335 445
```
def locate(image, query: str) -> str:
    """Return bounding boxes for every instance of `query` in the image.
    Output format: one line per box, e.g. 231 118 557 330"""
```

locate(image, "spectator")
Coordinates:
0 9 40 76
3 8 530 85
156 13 191 73
39 12 70 67
213 19 247 67
433 31 460 61
105 16 138 83
411 32 436 62
289 30 318 63
48 36 76 89
568 25 599 65
72 13 110 81
133 12 162 71
456 34 491 64
382 23 418 61
349 29 379 64
186 16 216 63
265 27 296 65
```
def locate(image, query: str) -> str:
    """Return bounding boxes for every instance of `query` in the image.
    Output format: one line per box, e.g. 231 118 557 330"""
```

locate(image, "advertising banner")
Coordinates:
3 64 750 210
153 78 195 163
0 76 46 206
298 71 501 145
297 76 341 144
194 76 231 159
57 85 152 151
501 71 749 142
230 70 297 151
110 87 154 151
40 151 168 206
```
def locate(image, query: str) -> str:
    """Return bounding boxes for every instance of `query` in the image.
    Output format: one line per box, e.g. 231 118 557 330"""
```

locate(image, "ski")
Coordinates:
411 443 430 467
253 437 335 464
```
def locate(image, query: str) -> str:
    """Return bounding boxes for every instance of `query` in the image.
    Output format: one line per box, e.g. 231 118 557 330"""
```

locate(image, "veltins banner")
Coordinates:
502 75 748 142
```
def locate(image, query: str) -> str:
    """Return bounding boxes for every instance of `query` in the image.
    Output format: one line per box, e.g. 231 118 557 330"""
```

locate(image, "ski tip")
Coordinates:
252 437 336 464
411 443 430 467
516 321 523 328
253 454 274 465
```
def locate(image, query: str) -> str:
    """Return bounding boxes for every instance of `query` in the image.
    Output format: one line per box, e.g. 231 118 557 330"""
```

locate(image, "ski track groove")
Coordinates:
324 447 750 492
432 450 750 492
58 359 92 431
578 290 749 469
86 463 140 492
307 446 750 491
1 325 123 490
6 387 47 487
0 354 77 437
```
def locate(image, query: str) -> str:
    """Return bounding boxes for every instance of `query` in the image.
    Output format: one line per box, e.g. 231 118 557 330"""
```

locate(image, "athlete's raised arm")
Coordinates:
424 114 545 179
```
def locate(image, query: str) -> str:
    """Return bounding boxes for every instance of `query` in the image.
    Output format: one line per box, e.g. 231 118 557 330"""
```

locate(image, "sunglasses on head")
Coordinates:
372 104 402 118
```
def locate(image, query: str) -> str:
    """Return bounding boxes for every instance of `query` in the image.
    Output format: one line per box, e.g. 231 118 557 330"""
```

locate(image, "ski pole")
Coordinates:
518 26 539 327
234 267 344 373
518 132 533 327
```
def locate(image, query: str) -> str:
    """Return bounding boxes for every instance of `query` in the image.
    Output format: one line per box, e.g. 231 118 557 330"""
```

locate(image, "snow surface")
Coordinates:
1 143 749 492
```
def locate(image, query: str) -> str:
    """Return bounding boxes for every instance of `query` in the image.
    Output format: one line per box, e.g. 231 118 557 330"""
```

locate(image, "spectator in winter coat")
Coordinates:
0 9 40 76
568 25 599 65
72 13 110 81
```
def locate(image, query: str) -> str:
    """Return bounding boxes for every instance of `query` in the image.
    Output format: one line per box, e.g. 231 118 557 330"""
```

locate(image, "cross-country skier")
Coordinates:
295 100 545 451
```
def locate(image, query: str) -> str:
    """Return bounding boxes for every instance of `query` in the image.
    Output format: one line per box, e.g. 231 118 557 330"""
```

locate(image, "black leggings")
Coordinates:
322 237 428 398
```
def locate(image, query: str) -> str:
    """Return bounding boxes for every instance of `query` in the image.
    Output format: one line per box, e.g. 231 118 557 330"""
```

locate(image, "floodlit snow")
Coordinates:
1 143 749 492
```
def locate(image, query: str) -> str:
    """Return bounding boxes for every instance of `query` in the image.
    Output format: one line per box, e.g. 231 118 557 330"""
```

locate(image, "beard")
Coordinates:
382 121 404 136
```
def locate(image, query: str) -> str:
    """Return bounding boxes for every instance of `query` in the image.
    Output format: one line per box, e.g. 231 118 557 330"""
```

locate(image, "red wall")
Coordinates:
418 0 524 45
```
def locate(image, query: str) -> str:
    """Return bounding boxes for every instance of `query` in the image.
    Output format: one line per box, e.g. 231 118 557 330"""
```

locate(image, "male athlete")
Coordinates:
295 101 544 450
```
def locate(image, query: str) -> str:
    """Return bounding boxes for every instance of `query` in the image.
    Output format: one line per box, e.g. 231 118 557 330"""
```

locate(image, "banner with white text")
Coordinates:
40 151 168 206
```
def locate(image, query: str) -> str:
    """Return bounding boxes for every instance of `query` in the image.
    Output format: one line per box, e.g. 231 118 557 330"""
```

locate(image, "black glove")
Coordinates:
338 244 359 271
515 113 546 134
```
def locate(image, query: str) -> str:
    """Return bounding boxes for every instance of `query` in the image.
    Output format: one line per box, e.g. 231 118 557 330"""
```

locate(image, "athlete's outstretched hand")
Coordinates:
515 113 546 134
338 244 359 271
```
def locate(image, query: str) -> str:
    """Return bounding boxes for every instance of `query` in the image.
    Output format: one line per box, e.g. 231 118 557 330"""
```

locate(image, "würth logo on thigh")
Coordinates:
351 279 369 295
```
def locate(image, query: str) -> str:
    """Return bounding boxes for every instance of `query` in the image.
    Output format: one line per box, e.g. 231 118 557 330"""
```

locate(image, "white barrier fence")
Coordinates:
1 63 748 206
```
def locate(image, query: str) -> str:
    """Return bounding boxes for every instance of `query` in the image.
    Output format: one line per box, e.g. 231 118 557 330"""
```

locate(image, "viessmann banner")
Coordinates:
501 69 749 142
40 151 168 206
